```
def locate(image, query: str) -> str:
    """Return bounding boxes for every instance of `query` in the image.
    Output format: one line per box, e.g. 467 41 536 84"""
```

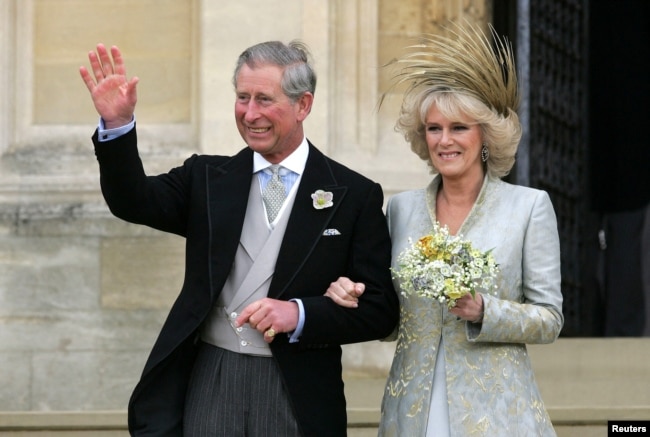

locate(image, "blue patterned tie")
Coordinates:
262 165 286 222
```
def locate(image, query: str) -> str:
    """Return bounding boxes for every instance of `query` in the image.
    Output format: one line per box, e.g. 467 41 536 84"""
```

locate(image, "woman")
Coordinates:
326 23 563 436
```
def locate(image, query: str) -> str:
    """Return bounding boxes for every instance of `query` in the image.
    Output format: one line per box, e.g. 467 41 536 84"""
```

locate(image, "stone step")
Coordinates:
2 404 649 436
1 339 649 436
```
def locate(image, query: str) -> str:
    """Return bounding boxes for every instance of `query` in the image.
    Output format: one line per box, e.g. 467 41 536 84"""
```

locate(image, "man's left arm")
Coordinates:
236 181 398 345
298 182 399 344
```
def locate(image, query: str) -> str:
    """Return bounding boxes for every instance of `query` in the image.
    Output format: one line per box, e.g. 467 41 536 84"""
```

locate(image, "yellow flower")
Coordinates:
445 279 465 300
417 236 435 258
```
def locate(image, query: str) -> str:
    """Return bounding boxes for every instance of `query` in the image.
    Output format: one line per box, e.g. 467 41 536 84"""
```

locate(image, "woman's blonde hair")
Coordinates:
386 22 521 178
397 87 521 178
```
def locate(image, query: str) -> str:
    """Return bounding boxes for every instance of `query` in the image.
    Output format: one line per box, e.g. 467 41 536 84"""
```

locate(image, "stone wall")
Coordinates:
0 0 572 416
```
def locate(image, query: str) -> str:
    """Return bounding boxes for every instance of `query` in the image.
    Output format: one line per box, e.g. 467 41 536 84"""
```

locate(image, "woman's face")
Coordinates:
425 104 484 182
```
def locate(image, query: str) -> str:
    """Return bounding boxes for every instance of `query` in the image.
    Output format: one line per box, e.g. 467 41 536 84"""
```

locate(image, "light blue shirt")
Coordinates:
97 117 135 141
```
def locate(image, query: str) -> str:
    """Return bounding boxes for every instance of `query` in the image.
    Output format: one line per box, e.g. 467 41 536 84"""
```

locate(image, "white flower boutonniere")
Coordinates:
311 190 334 209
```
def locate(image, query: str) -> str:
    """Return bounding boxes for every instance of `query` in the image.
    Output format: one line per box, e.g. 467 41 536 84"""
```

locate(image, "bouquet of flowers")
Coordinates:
392 222 499 308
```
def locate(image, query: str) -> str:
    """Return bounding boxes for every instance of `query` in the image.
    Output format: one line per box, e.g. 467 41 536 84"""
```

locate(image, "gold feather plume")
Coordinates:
384 21 519 115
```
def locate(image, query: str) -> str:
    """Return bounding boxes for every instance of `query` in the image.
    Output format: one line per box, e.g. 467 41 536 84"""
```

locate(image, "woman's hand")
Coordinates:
324 277 365 308
449 292 484 323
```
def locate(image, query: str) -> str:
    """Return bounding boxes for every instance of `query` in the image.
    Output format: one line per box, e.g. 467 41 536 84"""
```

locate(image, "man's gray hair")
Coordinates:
233 40 317 102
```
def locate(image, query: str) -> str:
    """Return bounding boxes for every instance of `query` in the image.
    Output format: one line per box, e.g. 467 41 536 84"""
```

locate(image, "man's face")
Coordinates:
234 63 313 163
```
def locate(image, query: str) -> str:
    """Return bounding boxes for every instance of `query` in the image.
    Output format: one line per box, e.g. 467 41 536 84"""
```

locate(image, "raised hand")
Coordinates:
79 44 139 129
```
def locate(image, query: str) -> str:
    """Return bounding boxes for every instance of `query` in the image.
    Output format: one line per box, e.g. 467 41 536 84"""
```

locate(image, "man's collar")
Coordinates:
252 138 309 174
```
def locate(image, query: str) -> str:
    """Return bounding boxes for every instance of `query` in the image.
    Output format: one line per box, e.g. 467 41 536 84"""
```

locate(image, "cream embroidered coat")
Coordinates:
379 175 563 437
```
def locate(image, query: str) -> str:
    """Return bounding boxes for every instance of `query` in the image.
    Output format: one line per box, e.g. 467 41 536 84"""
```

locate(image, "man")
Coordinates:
79 40 398 436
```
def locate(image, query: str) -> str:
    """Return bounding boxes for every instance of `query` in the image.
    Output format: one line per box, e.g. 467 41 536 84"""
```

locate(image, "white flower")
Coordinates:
311 190 333 209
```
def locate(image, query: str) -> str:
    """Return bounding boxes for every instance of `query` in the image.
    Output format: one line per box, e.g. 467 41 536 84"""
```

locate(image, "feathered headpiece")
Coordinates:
384 21 519 116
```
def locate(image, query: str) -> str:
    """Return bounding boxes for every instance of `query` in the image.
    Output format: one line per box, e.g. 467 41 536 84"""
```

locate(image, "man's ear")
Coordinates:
295 92 314 121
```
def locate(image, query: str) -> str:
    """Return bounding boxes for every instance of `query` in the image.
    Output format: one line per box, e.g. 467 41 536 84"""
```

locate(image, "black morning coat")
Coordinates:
92 127 399 436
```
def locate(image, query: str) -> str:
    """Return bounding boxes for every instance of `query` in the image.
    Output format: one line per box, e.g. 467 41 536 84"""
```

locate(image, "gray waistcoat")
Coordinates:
201 175 295 356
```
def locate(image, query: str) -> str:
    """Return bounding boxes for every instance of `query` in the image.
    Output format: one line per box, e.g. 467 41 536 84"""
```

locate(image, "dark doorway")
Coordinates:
493 0 650 336
587 0 650 336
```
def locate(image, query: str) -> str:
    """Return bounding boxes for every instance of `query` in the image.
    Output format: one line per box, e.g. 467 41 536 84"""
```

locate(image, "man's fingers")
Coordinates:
79 66 96 92
127 76 139 104
234 306 253 327
235 301 264 327
87 51 105 83
263 328 277 343
111 46 126 76
97 44 114 77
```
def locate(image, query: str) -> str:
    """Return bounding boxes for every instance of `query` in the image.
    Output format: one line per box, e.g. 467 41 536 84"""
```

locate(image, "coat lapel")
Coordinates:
270 143 347 298
205 144 347 302
205 148 254 300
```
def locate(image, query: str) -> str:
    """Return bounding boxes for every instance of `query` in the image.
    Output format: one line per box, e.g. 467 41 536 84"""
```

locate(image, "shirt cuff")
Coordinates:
97 116 135 142
288 298 305 343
